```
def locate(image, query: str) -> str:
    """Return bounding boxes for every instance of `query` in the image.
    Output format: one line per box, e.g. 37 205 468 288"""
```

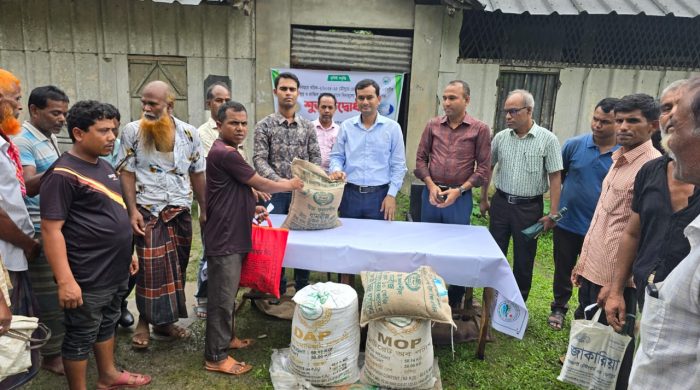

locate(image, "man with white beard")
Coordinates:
602 80 700 326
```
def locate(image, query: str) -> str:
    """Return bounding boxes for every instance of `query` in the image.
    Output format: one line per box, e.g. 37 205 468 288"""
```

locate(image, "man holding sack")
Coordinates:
203 101 302 375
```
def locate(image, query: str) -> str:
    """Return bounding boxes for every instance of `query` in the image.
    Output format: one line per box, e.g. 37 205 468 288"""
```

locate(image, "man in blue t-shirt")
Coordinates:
548 98 620 330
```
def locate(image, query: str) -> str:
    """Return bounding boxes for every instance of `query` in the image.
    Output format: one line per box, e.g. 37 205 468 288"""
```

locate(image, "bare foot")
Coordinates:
131 319 150 350
41 354 65 376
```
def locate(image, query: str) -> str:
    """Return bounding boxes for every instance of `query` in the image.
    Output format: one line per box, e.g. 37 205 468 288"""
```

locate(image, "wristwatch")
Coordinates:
459 185 468 196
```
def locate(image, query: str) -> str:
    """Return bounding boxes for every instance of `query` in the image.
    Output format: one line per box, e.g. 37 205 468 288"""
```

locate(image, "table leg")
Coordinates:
476 287 494 360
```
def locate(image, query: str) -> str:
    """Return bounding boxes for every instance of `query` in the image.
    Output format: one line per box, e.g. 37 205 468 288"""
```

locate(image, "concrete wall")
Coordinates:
0 0 254 151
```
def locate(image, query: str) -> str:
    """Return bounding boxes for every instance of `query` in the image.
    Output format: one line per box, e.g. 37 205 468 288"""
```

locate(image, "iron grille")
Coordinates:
493 71 560 133
460 10 700 70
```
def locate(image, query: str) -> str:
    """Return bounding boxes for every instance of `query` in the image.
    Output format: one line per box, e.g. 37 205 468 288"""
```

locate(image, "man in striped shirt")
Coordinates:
482 89 563 302
571 94 661 390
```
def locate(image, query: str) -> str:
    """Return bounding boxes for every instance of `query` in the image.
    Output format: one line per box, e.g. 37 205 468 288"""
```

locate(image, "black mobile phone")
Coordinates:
646 283 659 299
438 185 449 202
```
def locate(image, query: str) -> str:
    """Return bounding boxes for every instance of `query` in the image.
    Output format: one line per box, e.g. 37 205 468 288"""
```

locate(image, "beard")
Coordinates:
0 103 21 137
139 113 174 152
660 130 676 160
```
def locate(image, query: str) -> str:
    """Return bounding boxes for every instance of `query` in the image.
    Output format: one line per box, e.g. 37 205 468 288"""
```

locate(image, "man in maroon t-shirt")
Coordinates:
202 101 303 375
41 101 149 389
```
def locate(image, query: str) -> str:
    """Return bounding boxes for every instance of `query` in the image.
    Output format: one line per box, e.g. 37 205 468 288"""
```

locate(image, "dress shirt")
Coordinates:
557 134 619 236
0 135 34 271
329 114 407 197
629 214 700 390
253 112 321 181
118 116 206 216
491 122 563 197
13 121 61 232
312 119 339 172
574 140 660 287
198 117 219 157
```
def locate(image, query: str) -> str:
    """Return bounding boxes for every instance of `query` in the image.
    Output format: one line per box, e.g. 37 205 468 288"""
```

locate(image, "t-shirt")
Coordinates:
203 138 256 256
40 153 132 290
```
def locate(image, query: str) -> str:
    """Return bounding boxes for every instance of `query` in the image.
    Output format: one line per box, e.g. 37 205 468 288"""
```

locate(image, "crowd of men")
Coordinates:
1 65 699 390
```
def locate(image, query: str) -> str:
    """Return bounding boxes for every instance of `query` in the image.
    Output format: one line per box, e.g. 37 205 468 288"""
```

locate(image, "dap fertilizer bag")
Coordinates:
361 317 436 389
360 266 455 327
282 158 344 230
289 282 361 386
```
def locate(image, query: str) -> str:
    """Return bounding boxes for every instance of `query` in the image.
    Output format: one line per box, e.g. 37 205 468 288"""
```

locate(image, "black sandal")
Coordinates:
548 310 565 331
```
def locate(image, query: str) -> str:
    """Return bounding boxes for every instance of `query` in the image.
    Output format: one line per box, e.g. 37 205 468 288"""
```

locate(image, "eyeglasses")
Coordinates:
504 107 527 116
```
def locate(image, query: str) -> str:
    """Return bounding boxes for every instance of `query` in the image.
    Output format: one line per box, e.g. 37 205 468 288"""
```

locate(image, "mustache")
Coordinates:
139 113 174 152
0 104 21 136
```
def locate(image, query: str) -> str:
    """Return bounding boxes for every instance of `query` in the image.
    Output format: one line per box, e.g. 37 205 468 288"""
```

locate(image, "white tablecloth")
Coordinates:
269 214 529 339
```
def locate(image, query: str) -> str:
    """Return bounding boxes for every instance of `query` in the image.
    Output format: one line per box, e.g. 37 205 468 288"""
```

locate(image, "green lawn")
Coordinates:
27 190 577 389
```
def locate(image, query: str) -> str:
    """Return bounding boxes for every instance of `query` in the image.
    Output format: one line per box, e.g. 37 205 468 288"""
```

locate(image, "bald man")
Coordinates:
118 80 206 349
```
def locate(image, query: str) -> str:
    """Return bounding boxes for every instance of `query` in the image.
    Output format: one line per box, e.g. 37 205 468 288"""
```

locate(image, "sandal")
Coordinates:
229 337 255 350
131 332 150 350
548 310 565 331
153 324 191 340
98 370 152 389
193 304 207 319
205 356 253 376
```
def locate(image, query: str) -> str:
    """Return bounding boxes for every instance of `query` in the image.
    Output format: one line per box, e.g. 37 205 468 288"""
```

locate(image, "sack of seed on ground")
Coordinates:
282 158 344 230
360 265 455 327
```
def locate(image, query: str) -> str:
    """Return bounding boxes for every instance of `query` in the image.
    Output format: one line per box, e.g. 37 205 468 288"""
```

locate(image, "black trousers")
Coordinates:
575 277 636 390
204 253 244 362
551 227 585 314
489 191 543 302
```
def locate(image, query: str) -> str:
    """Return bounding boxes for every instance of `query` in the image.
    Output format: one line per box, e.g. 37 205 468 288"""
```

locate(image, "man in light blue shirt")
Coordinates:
329 79 407 221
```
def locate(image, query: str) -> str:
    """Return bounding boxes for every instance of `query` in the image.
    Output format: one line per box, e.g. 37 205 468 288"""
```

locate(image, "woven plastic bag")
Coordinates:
0 316 50 381
239 217 289 299
558 308 631 390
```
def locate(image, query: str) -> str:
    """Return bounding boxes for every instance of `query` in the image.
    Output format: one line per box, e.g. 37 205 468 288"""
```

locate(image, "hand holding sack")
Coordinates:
282 159 344 230
239 218 289 299
0 316 50 381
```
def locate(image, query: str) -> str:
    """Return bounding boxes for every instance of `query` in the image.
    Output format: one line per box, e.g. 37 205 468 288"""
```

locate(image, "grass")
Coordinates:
26 189 577 389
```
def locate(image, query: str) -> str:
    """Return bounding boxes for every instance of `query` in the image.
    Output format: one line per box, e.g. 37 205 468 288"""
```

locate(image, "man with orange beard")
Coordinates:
0 68 42 387
118 80 206 350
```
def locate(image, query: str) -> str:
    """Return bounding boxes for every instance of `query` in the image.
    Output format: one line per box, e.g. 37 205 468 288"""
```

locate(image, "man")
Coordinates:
604 80 699 326
13 85 69 374
627 76 700 390
203 101 303 375
253 72 321 296
41 100 149 390
547 98 620 330
571 94 661 390
0 68 42 388
414 80 491 310
119 80 206 349
481 89 563 302
329 79 408 221
192 82 232 319
313 92 340 173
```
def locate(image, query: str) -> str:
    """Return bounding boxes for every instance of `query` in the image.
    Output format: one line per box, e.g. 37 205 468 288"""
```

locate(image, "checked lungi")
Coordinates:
134 206 192 326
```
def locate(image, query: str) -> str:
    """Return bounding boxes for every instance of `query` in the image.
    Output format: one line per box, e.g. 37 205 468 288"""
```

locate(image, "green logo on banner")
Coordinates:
327 75 350 82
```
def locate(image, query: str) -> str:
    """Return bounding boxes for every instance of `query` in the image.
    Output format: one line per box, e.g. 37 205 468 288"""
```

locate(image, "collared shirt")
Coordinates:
13 121 61 232
491 122 563 197
631 155 700 302
312 119 339 172
253 112 321 181
197 117 246 159
0 135 34 271
629 214 700 389
557 134 619 236
118 116 206 216
414 114 491 187
329 114 408 197
575 140 661 287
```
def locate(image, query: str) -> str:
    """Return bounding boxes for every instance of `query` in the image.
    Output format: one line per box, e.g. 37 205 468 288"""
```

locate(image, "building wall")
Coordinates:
0 0 254 151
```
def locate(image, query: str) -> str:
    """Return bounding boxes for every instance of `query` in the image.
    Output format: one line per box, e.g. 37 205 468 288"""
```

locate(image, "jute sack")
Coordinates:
289 282 361 386
360 266 455 327
360 317 436 389
282 158 344 230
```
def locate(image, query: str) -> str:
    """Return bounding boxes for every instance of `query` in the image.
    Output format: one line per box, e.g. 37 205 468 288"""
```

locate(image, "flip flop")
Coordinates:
229 337 255 350
131 332 150 350
548 310 565 331
205 356 253 376
98 370 152 389
152 324 191 340
193 304 207 319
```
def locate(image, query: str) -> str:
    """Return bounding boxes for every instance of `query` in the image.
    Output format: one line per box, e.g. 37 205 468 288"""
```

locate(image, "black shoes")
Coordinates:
118 300 135 328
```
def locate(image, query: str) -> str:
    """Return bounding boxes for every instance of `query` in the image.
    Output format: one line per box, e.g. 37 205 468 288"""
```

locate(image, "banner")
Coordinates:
270 68 405 124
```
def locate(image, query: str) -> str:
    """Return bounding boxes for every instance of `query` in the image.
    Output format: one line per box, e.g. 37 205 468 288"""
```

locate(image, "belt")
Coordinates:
433 182 462 189
496 189 542 205
346 183 389 194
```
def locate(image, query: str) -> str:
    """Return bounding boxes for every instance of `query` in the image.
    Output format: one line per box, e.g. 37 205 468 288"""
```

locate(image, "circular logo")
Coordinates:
312 192 334 206
496 301 521 323
575 334 591 344
404 272 421 291
382 76 391 85
378 102 394 116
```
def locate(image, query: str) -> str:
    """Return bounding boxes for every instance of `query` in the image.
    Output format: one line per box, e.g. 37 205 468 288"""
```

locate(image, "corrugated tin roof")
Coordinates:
151 0 202 5
476 0 700 18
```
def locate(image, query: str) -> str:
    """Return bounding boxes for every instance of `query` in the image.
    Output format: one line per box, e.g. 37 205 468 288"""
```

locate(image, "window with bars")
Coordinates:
460 11 700 70
493 70 560 133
